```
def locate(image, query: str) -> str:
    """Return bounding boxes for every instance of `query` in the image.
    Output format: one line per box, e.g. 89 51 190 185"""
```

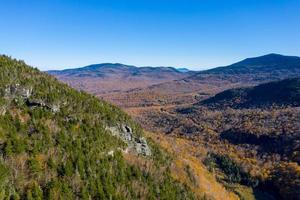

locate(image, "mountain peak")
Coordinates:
233 53 300 65
196 53 300 75
261 53 284 57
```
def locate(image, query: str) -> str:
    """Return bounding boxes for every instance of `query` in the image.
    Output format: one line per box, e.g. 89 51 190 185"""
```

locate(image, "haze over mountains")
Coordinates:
49 54 300 97
48 63 195 95
47 54 300 109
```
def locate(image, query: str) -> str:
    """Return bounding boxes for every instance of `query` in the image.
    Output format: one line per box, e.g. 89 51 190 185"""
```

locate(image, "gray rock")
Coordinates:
4 84 32 99
106 124 151 156
134 137 151 156
4 84 60 113
51 104 60 113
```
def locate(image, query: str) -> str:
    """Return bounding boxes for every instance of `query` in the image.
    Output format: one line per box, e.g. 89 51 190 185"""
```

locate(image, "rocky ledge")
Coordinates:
106 124 152 156
3 84 60 113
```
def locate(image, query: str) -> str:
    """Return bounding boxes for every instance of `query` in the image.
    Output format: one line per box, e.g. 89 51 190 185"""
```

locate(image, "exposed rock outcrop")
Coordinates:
3 84 60 113
106 124 151 156
26 99 60 113
4 84 32 99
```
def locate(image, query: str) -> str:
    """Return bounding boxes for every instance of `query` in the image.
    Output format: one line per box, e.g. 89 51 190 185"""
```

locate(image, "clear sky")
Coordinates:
0 0 299 70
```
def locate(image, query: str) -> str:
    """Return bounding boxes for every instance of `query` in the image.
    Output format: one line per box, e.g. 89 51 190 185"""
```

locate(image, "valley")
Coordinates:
50 53 300 200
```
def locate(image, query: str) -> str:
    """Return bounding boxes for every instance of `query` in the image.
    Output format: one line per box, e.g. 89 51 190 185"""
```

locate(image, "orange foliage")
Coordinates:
145 131 239 200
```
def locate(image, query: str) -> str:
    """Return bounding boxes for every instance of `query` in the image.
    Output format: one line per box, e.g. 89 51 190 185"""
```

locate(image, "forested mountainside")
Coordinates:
0 55 198 199
203 54 300 74
201 78 300 108
189 54 300 83
132 77 300 200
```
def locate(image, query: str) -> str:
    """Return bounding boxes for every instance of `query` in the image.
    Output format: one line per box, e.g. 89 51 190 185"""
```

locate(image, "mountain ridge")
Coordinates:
200 77 300 109
47 63 196 95
193 53 300 76
48 63 193 74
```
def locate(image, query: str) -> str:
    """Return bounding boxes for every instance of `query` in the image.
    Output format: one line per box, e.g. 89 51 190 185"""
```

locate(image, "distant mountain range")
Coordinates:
49 53 300 79
48 63 193 77
49 54 300 87
48 63 195 95
48 53 300 108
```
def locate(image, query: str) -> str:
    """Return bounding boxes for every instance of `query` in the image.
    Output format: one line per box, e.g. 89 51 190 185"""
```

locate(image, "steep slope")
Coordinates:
0 55 199 199
48 63 194 95
201 78 300 108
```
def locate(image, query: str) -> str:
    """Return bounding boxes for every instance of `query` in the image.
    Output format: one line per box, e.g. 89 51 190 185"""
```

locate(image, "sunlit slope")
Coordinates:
0 55 197 199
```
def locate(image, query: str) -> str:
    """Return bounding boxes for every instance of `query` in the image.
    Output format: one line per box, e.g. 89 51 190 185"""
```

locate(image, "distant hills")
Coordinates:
48 53 300 108
48 63 194 95
49 53 300 83
201 77 300 108
48 63 192 78
190 53 300 83
203 53 300 74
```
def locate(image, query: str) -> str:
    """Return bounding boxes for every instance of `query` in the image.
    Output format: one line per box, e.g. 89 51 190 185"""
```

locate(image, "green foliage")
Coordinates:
27 157 41 174
0 55 196 199
204 153 258 187
26 182 43 200
0 162 9 188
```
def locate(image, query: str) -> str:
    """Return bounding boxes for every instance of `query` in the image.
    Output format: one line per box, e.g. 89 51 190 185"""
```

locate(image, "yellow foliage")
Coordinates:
145 131 239 200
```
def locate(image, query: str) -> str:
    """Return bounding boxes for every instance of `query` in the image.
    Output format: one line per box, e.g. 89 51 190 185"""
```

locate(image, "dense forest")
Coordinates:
136 79 300 199
201 78 300 108
0 55 197 199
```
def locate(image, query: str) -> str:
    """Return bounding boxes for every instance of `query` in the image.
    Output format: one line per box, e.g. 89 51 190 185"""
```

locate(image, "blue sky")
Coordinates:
0 0 299 70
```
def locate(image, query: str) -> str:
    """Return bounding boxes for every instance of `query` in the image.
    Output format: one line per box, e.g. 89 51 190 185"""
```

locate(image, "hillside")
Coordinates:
48 63 194 95
0 55 202 199
134 80 300 199
201 78 300 108
190 54 300 83
120 78 300 199
204 54 300 74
